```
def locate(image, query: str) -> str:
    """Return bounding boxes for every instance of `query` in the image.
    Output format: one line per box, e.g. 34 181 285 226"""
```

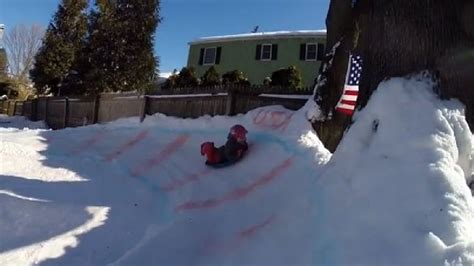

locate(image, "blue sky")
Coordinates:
0 0 329 74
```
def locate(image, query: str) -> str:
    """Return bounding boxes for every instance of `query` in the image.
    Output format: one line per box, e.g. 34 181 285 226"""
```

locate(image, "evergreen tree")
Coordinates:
116 0 160 93
84 0 160 94
0 48 7 77
30 0 88 95
83 0 120 94
200 66 220 87
0 48 12 96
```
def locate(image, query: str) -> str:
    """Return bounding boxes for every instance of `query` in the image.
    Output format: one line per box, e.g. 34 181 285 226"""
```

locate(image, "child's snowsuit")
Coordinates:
217 134 248 163
201 124 248 165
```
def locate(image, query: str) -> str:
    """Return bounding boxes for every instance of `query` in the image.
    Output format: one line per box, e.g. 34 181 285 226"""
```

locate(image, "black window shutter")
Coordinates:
317 43 325 61
300 43 306 60
215 47 221 64
271 44 278 60
198 48 204 65
255 45 262 60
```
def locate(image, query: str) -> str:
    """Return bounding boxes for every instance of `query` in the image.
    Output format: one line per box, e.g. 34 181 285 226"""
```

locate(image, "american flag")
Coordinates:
335 54 362 116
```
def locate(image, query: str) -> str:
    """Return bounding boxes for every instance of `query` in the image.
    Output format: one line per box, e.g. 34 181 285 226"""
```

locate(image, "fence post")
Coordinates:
12 101 17 116
21 101 25 116
140 95 149 122
31 98 38 121
64 97 69 128
6 101 10 115
92 94 101 124
45 97 49 126
225 87 237 116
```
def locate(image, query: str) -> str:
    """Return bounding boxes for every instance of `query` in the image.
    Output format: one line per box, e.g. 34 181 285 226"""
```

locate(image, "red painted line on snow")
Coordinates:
70 130 106 155
175 157 293 211
270 112 293 131
131 134 189 177
104 129 150 161
161 168 212 192
252 110 293 132
204 214 277 255
252 110 267 125
238 213 276 239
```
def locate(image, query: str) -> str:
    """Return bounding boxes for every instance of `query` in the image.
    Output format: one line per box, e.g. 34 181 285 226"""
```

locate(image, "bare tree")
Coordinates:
4 24 44 82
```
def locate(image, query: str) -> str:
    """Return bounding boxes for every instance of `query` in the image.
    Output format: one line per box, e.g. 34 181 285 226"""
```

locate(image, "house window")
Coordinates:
256 44 277 61
261 44 272 61
300 43 324 61
306 43 317 61
203 47 217 65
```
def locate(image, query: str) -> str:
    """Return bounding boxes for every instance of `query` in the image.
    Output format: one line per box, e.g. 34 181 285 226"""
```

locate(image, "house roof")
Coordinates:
189 30 327 45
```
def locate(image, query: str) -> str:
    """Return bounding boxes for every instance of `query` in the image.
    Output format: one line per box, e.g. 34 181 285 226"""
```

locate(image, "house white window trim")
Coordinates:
260 43 273 61
203 47 217 65
305 43 318 61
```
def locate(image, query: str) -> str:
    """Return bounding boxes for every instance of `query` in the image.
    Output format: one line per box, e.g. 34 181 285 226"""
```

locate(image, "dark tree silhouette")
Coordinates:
313 0 474 152
30 0 88 96
84 0 161 94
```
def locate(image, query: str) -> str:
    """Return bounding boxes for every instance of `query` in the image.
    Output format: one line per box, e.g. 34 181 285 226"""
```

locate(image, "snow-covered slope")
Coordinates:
0 75 473 265
0 106 330 266
312 76 474 265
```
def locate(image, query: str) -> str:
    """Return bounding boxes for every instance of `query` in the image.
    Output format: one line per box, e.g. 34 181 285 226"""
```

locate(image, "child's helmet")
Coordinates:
201 142 215 156
229 124 248 139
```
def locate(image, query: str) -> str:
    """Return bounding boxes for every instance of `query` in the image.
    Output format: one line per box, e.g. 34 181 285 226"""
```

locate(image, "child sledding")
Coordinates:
200 124 249 167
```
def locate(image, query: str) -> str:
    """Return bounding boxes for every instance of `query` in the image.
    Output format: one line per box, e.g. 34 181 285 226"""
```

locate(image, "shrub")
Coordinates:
269 66 303 88
161 69 179 89
263 76 272 86
222 70 250 86
176 67 198 87
200 66 221 87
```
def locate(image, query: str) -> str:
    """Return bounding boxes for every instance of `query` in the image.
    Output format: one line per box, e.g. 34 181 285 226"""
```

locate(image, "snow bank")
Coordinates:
0 115 47 131
313 75 474 265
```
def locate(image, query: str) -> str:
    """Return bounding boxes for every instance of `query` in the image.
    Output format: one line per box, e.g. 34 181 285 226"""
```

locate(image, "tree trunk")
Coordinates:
314 0 474 152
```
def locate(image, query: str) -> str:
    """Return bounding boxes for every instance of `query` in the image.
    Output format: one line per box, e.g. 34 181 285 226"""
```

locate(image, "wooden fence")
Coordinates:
155 85 313 95
0 86 312 130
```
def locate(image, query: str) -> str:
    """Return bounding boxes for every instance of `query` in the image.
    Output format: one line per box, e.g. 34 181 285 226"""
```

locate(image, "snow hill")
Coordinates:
0 75 473 265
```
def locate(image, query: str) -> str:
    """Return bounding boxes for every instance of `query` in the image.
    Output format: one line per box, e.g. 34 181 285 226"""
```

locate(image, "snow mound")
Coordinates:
0 104 330 266
314 75 474 265
0 115 47 131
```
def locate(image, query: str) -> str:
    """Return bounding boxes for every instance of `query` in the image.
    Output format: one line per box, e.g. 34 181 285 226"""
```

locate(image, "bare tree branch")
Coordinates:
3 24 44 82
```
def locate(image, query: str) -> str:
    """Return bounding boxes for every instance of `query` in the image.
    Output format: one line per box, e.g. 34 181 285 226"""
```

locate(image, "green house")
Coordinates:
187 30 326 87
